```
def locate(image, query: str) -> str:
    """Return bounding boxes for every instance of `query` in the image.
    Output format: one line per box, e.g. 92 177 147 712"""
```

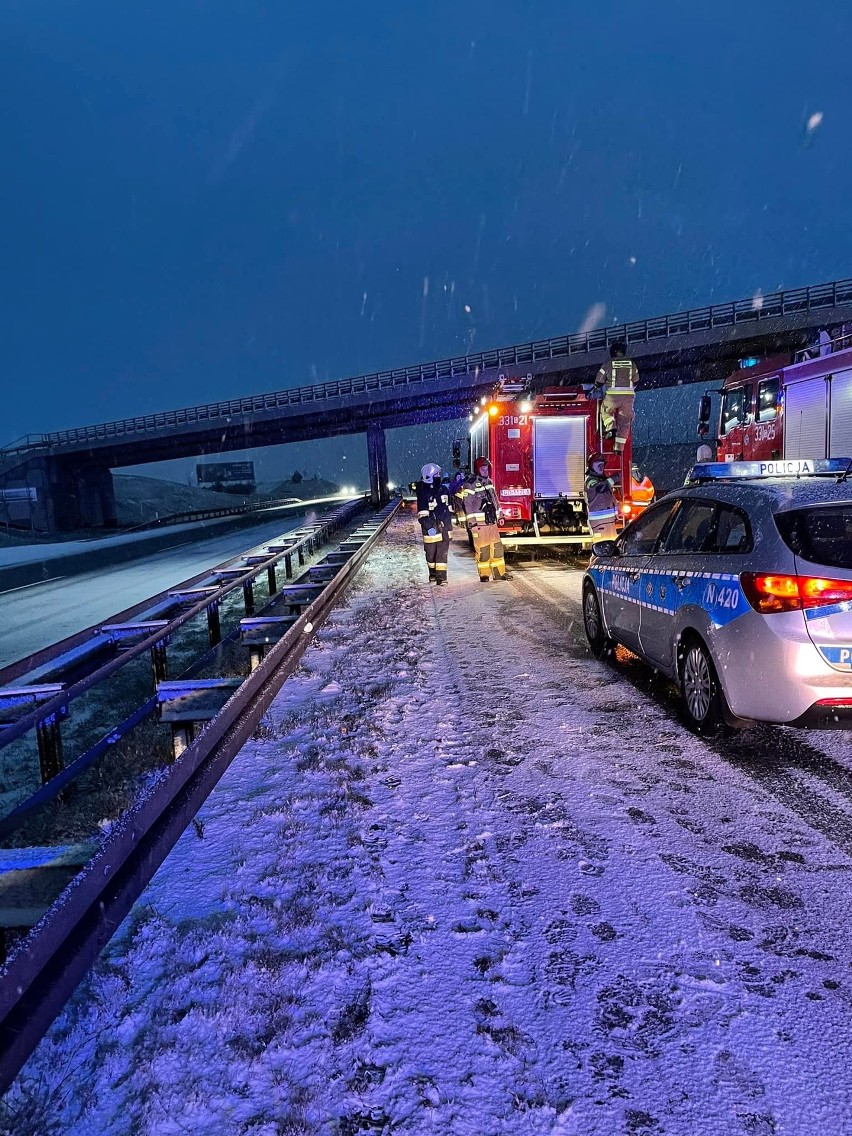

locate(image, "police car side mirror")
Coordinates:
590 540 618 559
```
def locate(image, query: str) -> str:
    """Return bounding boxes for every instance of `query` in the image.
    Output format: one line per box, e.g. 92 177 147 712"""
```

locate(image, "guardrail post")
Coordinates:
297 545 305 566
151 642 168 684
284 552 293 578
171 724 194 760
267 564 277 594
243 580 255 616
207 603 221 646
36 715 63 785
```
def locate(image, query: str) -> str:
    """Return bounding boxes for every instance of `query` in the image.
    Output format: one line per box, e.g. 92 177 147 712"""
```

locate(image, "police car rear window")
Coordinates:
775 506 852 570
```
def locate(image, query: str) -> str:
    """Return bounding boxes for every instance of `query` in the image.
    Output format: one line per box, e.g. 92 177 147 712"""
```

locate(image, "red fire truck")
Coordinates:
699 336 852 462
459 375 641 548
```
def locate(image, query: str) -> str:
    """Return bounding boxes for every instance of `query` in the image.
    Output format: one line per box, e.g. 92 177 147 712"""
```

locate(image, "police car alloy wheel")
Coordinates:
583 584 614 659
679 638 727 734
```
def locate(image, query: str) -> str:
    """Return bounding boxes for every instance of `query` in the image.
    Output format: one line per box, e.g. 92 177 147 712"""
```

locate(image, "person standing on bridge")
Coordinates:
416 463 452 585
594 341 638 453
462 457 508 582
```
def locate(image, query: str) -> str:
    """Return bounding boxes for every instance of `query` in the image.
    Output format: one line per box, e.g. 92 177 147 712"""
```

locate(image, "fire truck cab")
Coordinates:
462 375 641 549
700 334 852 463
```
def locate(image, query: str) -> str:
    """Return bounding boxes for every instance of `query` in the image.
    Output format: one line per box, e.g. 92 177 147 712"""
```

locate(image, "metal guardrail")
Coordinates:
119 492 354 534
3 279 852 460
0 503 363 767
0 497 400 1093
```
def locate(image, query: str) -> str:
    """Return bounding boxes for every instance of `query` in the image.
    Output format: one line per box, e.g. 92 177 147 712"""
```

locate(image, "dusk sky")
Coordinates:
2 1 851 480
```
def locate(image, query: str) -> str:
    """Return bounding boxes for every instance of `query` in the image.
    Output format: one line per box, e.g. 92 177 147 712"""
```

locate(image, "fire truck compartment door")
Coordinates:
783 376 829 460
533 416 587 497
829 369 852 456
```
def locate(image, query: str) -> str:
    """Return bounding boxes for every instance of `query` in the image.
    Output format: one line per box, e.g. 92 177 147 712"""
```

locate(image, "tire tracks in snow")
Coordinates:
511 559 852 858
426 545 852 1133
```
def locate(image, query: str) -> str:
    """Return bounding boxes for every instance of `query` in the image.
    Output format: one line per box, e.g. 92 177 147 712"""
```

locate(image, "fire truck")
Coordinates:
699 335 852 462
457 375 642 548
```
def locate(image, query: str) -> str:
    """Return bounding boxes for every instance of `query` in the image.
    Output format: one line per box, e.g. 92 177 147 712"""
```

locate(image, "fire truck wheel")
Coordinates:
583 584 614 659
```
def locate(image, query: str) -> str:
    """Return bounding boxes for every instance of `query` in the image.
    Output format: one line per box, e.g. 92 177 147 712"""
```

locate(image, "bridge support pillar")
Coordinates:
366 423 389 507
51 463 118 531
0 458 117 532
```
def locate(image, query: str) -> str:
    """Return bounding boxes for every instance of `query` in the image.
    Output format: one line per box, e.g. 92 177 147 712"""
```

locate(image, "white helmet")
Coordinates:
421 463 441 481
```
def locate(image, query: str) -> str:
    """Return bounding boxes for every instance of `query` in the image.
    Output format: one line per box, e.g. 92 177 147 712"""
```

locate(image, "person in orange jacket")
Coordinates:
630 464 655 512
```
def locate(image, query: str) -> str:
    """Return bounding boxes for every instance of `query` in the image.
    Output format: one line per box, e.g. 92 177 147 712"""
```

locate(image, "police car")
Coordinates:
582 458 852 734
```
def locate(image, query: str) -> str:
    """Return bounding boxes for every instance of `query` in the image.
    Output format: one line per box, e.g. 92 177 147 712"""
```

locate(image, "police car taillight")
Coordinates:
741 573 852 614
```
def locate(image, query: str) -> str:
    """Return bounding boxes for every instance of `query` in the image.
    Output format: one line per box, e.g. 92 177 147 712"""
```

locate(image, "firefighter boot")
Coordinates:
435 571 447 586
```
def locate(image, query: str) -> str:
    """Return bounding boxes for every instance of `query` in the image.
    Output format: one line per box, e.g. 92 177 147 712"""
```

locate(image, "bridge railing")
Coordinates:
5 278 852 456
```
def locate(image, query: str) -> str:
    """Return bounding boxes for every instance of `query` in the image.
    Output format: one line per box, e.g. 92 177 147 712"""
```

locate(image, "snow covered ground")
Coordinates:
4 519 852 1135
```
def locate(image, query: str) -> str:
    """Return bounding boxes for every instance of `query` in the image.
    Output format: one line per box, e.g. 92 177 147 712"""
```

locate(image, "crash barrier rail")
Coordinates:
119 492 355 534
2 278 851 460
0 498 365 821
0 497 400 1094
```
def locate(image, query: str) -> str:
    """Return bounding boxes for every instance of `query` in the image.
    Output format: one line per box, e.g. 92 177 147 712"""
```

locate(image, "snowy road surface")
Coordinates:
4 518 852 1135
0 512 320 671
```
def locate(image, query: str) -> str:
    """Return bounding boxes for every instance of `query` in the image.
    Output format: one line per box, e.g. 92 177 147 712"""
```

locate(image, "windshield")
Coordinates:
721 387 749 435
775 504 852 569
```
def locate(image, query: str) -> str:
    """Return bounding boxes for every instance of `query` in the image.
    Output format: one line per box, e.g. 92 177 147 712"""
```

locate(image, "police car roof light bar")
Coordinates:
687 458 852 484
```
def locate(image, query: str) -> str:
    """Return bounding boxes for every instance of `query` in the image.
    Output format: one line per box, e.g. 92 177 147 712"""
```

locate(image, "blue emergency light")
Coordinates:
687 457 852 483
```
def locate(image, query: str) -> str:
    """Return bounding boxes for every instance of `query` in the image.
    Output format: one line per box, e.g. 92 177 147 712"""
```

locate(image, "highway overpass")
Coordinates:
3 278 852 530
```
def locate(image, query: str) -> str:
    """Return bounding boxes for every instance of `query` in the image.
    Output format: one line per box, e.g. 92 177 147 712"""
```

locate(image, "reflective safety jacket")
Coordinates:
461 475 500 526
594 357 639 395
631 472 655 505
585 471 616 517
416 478 452 537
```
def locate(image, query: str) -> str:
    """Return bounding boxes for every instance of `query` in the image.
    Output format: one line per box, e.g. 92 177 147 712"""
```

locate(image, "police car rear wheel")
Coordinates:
583 585 614 659
679 639 726 734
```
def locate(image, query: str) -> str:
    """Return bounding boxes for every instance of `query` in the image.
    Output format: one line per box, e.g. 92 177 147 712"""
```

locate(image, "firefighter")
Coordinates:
416 462 452 584
448 461 468 526
630 464 655 512
594 341 639 453
462 457 508 582
585 452 618 542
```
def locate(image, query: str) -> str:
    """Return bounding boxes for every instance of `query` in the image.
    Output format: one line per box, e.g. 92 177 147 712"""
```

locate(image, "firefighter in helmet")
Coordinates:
585 452 618 542
462 457 508 582
594 341 639 453
416 462 452 584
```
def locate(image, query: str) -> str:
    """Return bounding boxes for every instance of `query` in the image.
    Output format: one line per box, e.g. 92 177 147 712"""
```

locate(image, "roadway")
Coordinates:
8 517 851 1132
0 511 321 671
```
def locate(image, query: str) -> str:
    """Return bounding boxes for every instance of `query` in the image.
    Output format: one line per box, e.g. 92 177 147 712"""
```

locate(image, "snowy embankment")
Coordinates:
4 519 852 1135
